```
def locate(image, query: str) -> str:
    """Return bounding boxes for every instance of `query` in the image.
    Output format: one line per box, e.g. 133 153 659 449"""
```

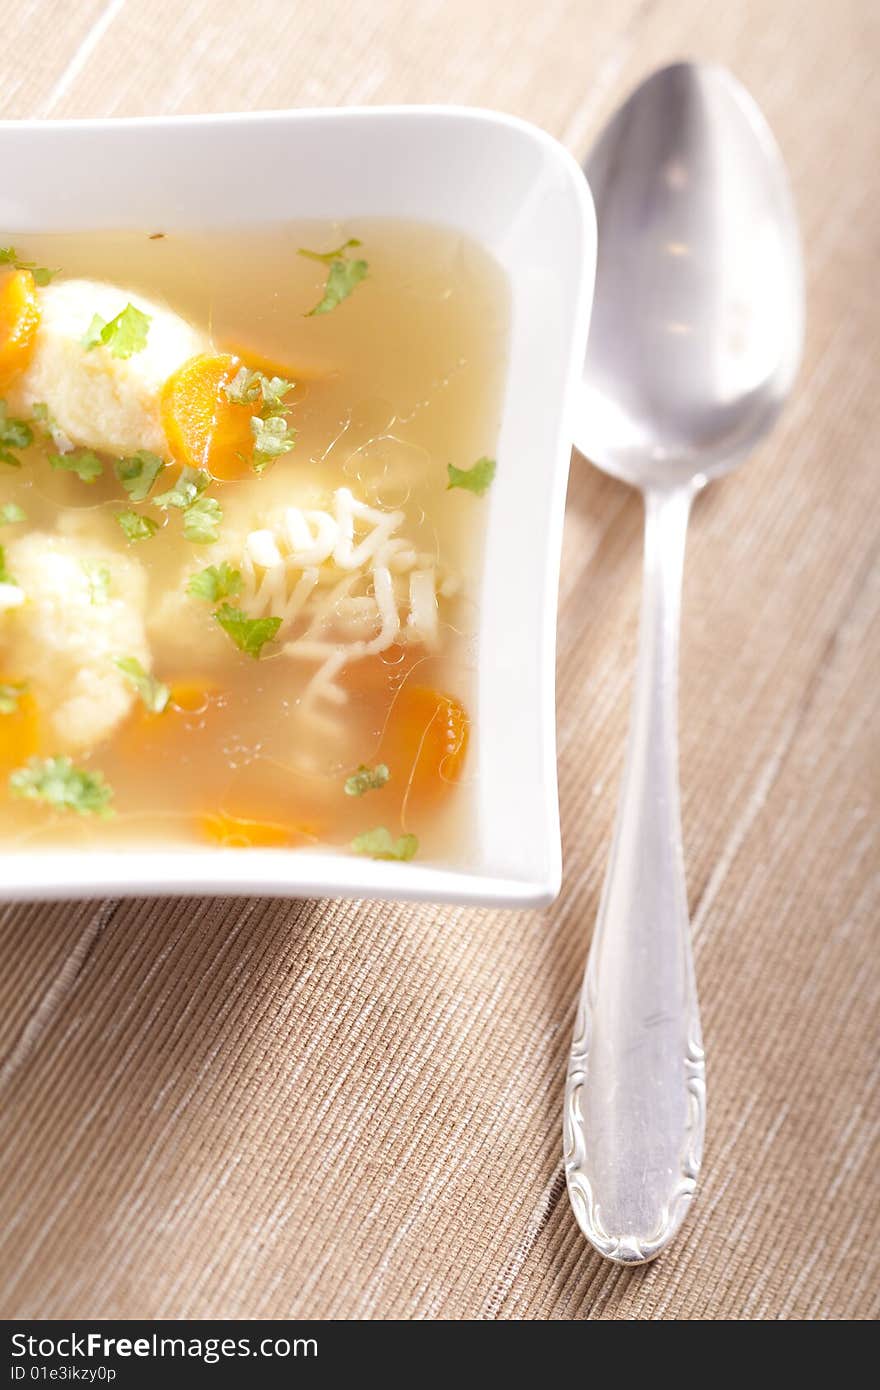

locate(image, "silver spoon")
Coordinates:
563 62 803 1264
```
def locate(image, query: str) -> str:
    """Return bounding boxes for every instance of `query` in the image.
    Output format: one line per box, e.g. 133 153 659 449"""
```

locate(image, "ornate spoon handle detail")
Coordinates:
564 485 706 1264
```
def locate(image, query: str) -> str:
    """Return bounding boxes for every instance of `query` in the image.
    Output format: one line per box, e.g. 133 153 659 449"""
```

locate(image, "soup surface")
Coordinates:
0 222 508 862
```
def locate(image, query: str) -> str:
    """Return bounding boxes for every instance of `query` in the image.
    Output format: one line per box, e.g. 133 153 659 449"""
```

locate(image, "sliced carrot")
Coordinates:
160 352 257 481
379 684 470 819
336 654 470 819
197 810 318 849
0 269 40 391
0 683 39 770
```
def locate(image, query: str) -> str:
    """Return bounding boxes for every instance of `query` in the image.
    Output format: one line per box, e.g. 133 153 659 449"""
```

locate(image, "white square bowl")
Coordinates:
0 106 595 907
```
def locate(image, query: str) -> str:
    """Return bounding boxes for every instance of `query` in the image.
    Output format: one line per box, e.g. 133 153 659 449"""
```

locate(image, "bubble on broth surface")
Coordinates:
342 433 433 510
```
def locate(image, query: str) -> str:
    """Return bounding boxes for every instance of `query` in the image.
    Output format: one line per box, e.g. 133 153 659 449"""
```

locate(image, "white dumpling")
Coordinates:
7 278 208 459
1 531 151 753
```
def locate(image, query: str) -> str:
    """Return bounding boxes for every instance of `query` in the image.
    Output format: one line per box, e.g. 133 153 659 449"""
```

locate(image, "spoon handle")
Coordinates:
564 485 705 1264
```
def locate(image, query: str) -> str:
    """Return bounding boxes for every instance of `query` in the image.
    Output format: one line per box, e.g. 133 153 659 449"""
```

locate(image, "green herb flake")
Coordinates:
446 456 496 496
222 366 262 406
183 495 222 544
152 466 220 543
115 450 165 502
116 510 159 544
350 827 418 861
0 247 57 285
114 656 169 714
299 238 368 316
298 238 362 266
187 561 242 603
223 369 296 473
344 763 390 797
0 503 25 525
0 543 15 585
0 681 27 715
80 314 105 351
251 414 296 472
258 374 294 411
81 303 151 359
0 400 34 466
81 562 111 606
213 603 281 658
154 465 209 510
9 756 113 816
0 415 32 450
305 258 368 317
50 449 102 484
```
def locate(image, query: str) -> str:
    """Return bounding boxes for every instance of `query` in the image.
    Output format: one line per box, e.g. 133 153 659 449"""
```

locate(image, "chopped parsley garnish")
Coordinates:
153 466 221 543
0 408 32 450
251 414 296 472
114 656 169 714
32 402 72 453
222 366 261 405
187 561 242 603
183 495 222 544
0 401 33 466
344 764 390 797
81 303 151 359
81 562 111 605
9 756 113 816
0 246 57 286
213 603 280 658
0 681 27 715
299 238 368 316
223 367 294 412
116 509 159 543
115 450 165 502
447 457 496 496
223 368 296 474
351 827 418 861
0 503 25 525
0 543 14 584
154 465 209 510
257 374 294 411
299 238 362 265
50 449 102 483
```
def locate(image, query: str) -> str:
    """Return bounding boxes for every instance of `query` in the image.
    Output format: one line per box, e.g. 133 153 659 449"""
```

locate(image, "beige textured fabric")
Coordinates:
0 0 878 1321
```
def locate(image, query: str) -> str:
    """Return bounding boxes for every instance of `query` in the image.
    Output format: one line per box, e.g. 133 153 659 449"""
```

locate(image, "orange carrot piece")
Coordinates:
160 352 257 481
0 269 40 390
0 683 39 770
197 810 318 849
380 684 470 819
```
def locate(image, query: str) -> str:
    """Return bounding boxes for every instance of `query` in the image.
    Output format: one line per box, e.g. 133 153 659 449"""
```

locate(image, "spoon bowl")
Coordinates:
575 62 803 491
564 62 803 1263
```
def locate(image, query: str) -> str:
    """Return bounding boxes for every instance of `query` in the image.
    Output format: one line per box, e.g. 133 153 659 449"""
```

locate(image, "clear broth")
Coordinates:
0 221 509 862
